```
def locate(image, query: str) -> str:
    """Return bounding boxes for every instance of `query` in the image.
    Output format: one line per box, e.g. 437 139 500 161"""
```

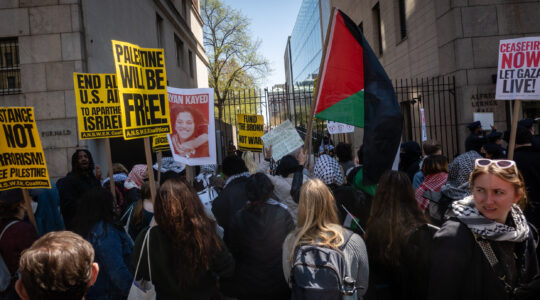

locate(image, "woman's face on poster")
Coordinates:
175 111 195 141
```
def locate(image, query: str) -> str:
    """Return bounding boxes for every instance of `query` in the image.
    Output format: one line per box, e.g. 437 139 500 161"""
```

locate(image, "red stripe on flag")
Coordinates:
314 10 365 115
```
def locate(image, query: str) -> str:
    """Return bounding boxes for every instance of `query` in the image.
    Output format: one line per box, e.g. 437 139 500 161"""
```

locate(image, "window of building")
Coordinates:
156 14 164 48
175 35 184 68
188 49 194 78
398 0 407 39
372 3 383 56
0 38 21 95
358 22 364 34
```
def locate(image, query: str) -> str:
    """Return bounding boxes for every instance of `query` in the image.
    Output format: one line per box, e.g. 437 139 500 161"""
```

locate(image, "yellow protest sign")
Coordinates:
0 107 50 190
237 114 264 152
112 40 171 139
152 135 170 152
73 73 122 139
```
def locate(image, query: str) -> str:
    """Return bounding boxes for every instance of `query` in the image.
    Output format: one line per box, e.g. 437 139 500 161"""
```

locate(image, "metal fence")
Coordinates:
215 76 458 162
214 85 327 162
396 76 458 160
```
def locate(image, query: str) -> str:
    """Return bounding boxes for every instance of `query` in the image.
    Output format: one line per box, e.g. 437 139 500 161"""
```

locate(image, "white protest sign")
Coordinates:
166 87 217 166
474 112 494 131
327 121 354 134
496 37 540 100
261 120 304 161
420 108 427 141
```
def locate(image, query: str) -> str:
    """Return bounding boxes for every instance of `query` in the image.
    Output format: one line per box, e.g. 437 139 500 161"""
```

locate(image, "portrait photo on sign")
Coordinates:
167 87 216 166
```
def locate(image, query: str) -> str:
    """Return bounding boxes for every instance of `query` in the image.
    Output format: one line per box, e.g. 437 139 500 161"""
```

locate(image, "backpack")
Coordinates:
289 229 355 300
0 221 19 292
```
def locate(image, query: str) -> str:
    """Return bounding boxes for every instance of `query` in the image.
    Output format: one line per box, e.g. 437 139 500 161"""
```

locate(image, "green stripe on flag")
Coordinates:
314 90 365 127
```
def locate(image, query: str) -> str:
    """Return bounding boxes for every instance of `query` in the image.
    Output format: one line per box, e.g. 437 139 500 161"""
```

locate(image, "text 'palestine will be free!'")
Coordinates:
112 40 171 139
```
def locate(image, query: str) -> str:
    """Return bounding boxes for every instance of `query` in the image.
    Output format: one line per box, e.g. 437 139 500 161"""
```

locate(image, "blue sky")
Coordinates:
224 0 303 88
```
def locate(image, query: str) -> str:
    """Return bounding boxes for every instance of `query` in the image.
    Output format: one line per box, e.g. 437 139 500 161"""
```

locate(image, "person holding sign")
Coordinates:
170 106 209 158
58 150 101 230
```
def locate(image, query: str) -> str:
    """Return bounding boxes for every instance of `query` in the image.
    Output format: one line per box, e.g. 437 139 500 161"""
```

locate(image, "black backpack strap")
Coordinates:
472 233 515 294
340 228 354 251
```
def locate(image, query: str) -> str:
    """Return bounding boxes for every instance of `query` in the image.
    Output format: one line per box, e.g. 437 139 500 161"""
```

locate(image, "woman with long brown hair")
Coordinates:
130 178 234 299
365 170 435 300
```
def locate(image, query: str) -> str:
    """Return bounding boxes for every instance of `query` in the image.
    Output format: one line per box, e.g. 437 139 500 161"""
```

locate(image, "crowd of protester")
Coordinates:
1 118 540 300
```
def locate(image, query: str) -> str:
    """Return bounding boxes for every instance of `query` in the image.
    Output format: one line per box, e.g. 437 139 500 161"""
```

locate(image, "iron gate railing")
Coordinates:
215 76 458 162
396 76 458 160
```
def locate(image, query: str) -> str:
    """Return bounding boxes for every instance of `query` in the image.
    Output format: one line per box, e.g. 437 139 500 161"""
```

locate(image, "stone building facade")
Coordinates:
0 0 209 181
286 0 540 153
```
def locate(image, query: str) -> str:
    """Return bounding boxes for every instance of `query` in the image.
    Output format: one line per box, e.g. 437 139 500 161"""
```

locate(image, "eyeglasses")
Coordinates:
475 159 517 170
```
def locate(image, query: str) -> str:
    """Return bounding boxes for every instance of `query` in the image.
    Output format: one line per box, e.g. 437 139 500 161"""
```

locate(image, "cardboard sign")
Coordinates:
327 121 354 134
237 114 264 152
420 108 427 141
0 107 50 190
112 40 172 139
73 73 122 139
167 87 217 166
474 112 494 131
496 37 540 100
261 120 304 161
152 135 170 152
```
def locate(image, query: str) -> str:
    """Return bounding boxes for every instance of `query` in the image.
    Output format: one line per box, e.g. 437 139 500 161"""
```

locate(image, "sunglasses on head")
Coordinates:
475 159 516 170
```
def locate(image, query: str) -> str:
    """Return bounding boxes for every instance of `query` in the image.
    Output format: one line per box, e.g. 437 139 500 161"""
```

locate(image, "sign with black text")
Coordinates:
237 114 263 152
73 73 122 139
112 40 172 139
0 107 50 190
152 135 170 152
496 37 540 100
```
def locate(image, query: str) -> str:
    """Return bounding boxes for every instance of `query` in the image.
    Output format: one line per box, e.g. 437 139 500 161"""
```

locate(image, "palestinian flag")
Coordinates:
313 9 403 185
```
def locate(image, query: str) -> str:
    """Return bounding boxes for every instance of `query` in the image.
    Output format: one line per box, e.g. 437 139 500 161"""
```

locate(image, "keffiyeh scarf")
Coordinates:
224 171 250 188
153 157 185 173
446 196 529 242
314 154 344 186
124 164 147 190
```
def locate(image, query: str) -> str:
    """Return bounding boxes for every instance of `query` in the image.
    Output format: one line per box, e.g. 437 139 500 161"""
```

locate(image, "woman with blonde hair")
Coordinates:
428 159 539 300
282 179 369 298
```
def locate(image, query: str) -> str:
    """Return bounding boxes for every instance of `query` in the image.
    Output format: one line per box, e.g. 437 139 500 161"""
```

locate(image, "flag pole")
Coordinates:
304 7 336 167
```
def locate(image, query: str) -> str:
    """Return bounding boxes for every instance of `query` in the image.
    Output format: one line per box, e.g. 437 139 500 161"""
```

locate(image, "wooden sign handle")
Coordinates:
143 137 157 202
507 100 521 159
105 138 116 201
21 189 38 232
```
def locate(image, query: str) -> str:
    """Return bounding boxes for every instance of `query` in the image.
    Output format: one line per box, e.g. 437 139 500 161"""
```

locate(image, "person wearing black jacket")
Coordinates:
58 149 101 230
514 125 540 230
226 173 294 300
211 155 250 244
428 159 539 300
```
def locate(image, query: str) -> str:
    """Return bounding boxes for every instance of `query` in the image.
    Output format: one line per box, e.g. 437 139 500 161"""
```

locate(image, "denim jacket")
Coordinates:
86 221 134 300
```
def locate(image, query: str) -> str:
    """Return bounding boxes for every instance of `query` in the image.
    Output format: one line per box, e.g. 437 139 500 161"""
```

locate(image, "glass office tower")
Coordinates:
289 0 324 86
